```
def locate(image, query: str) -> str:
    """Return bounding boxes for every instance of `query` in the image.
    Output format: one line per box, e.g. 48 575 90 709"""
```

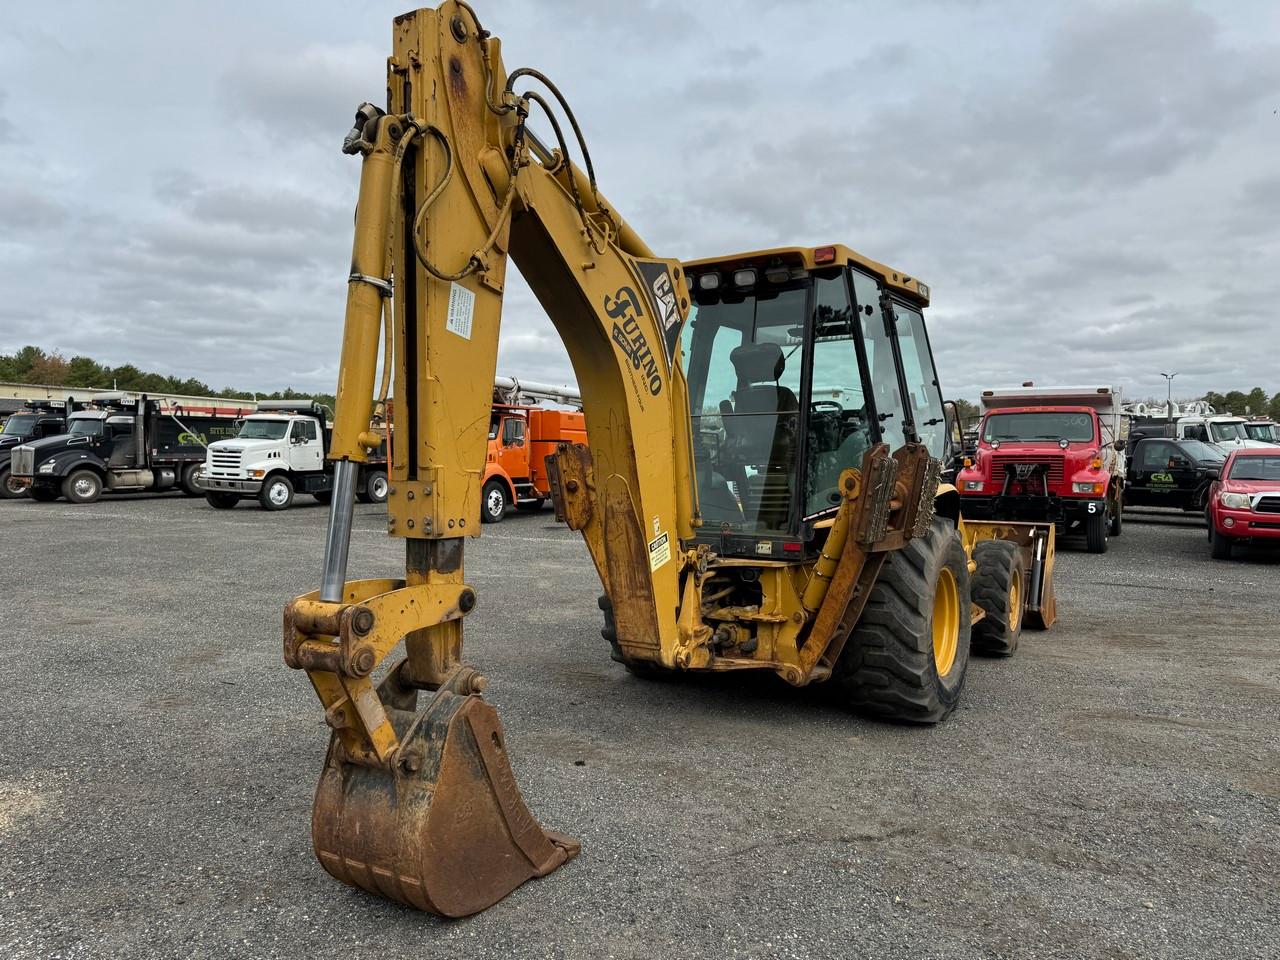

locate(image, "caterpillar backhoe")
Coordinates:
282 1 1057 918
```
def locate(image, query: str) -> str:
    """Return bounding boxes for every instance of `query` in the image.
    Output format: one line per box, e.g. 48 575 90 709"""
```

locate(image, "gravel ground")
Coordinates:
0 494 1277 960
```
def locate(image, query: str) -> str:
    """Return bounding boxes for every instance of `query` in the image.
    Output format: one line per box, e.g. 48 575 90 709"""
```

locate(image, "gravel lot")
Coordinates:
0 494 1277 959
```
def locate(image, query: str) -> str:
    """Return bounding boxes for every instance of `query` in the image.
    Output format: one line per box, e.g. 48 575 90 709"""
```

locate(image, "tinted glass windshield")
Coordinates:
983 412 1095 442
685 282 807 534
237 420 289 440
68 418 104 437
1210 421 1246 442
1244 423 1277 442
1 414 37 436
1228 455 1280 481
1180 440 1224 462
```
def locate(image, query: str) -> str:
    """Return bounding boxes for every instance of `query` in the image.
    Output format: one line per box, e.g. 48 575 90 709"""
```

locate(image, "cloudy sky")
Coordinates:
1 1 1277 403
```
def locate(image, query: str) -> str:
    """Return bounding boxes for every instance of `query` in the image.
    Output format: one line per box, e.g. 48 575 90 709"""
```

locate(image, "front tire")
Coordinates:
481 479 508 523
258 474 294 511
0 467 27 499
1085 507 1109 553
970 539 1025 657
1210 526 1234 560
832 517 971 723
62 469 103 504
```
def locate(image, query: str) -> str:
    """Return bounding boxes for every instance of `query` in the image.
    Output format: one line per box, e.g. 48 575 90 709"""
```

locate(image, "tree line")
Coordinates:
0 345 336 412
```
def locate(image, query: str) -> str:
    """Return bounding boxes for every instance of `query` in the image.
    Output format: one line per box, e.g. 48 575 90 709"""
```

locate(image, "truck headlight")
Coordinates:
38 463 55 474
1073 482 1104 494
964 481 984 491
1219 492 1250 510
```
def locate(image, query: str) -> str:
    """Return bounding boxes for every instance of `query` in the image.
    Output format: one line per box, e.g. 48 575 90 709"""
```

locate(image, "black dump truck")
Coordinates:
0 399 84 498
10 394 247 503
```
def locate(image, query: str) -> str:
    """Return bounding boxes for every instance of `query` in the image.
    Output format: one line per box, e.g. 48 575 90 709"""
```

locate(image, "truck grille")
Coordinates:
991 455 1064 485
208 450 242 476
11 446 34 478
1255 496 1280 515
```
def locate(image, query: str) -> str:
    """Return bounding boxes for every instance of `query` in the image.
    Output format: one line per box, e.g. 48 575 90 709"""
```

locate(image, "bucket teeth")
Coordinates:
311 669 578 917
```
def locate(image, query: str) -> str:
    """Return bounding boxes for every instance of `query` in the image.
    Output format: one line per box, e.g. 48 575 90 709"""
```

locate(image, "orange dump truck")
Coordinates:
482 399 587 522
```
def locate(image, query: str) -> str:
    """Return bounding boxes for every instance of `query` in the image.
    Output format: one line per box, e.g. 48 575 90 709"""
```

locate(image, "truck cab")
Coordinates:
957 386 1126 553
1175 415 1276 450
1244 419 1278 444
201 400 387 511
0 400 77 498
482 405 587 522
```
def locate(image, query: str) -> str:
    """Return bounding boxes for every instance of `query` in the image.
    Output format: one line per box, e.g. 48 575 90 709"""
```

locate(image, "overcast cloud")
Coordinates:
1 1 1277 402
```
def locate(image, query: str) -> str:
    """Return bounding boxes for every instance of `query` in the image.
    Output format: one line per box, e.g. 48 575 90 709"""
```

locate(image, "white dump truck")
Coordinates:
200 400 388 510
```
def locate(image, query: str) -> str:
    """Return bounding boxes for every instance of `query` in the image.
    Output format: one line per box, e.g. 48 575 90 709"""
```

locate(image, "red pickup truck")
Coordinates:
1206 449 1280 559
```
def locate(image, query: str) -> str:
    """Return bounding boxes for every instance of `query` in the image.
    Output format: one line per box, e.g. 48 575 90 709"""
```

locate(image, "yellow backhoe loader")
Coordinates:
282 1 1057 917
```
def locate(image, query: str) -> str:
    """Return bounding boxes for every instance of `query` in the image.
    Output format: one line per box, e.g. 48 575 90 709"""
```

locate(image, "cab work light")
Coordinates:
765 265 790 284
732 268 757 288
697 273 721 291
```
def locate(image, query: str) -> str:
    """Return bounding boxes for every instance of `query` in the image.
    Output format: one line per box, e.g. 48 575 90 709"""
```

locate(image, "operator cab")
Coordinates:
682 245 943 557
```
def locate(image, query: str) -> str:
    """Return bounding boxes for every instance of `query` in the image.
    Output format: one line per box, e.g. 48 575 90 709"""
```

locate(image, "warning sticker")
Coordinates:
446 282 475 340
648 531 671 572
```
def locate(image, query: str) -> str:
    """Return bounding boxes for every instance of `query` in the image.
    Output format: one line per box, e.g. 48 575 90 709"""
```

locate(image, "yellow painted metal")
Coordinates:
931 565 960 677
959 518 1057 629
1009 565 1022 632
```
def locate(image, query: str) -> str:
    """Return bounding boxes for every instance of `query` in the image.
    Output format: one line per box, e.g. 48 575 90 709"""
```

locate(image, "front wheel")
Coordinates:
258 475 294 511
1085 507 1109 554
62 470 103 504
480 480 507 523
0 467 27 499
832 517 971 723
1210 526 1234 560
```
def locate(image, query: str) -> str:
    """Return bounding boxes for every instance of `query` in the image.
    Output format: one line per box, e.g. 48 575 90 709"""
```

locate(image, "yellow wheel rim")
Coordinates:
932 566 960 677
1008 568 1022 633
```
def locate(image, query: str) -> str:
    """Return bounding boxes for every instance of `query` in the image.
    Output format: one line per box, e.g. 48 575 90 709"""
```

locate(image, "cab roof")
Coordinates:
683 244 929 307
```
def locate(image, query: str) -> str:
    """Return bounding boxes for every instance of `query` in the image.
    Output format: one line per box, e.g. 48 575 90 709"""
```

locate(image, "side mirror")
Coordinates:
1114 439 1126 451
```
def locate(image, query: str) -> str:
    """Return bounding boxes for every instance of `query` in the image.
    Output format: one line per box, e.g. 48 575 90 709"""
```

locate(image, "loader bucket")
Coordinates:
311 666 579 917
962 520 1057 630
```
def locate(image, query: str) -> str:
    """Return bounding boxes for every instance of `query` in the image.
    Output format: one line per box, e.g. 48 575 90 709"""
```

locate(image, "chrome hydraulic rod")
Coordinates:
320 460 359 602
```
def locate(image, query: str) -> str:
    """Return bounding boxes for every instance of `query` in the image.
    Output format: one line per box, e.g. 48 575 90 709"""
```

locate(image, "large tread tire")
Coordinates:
29 486 60 502
62 469 103 504
205 492 240 510
313 489 333 505
970 539 1025 657
0 467 27 499
257 474 294 511
1109 498 1123 536
180 463 204 497
481 479 508 523
1085 508 1109 554
1210 526 1233 560
832 517 971 724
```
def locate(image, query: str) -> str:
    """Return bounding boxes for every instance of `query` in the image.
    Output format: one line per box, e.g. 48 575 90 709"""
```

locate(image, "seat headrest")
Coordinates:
730 342 785 384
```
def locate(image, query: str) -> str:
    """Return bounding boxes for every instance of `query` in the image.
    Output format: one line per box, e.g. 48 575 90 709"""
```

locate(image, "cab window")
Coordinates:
1137 441 1175 470
292 420 318 442
850 270 904 455
502 418 525 445
892 302 946 459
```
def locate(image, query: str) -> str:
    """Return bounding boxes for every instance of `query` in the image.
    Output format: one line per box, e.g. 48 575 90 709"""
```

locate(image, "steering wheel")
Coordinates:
811 401 843 415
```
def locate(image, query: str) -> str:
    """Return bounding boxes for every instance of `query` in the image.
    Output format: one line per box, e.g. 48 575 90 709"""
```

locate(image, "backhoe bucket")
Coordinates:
311 667 579 917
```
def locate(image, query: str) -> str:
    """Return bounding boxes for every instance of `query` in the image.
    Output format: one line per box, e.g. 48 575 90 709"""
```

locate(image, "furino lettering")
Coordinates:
605 285 663 396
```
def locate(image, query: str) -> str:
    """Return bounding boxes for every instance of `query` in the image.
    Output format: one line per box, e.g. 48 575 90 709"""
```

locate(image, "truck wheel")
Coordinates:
364 470 388 504
1210 526 1233 560
30 486 60 502
1085 508 1109 553
832 517 971 723
62 470 103 504
481 480 507 523
205 492 240 510
0 467 26 499
180 463 204 496
258 475 295 511
516 498 546 513
1109 500 1123 536
313 490 333 505
598 595 674 680
970 540 1025 657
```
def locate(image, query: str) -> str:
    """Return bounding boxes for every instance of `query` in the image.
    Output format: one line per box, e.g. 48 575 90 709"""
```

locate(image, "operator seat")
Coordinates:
722 342 799 529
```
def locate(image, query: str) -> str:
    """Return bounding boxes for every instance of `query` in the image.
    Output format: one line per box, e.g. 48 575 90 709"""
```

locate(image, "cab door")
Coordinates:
498 416 529 479
1127 440 1180 506
287 418 323 473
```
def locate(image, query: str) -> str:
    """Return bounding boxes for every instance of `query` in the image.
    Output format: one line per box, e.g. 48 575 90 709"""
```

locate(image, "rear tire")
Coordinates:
1109 499 1123 536
1210 526 1233 560
832 517 971 723
363 469 388 504
258 474 294 511
598 595 674 680
481 480 507 523
0 467 27 499
180 463 204 496
516 498 546 513
313 489 333 505
62 469 103 504
205 492 240 510
970 540 1025 657
30 486 59 502
1085 508 1109 553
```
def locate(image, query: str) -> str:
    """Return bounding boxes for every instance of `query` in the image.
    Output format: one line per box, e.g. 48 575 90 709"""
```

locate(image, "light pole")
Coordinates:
1160 372 1177 423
